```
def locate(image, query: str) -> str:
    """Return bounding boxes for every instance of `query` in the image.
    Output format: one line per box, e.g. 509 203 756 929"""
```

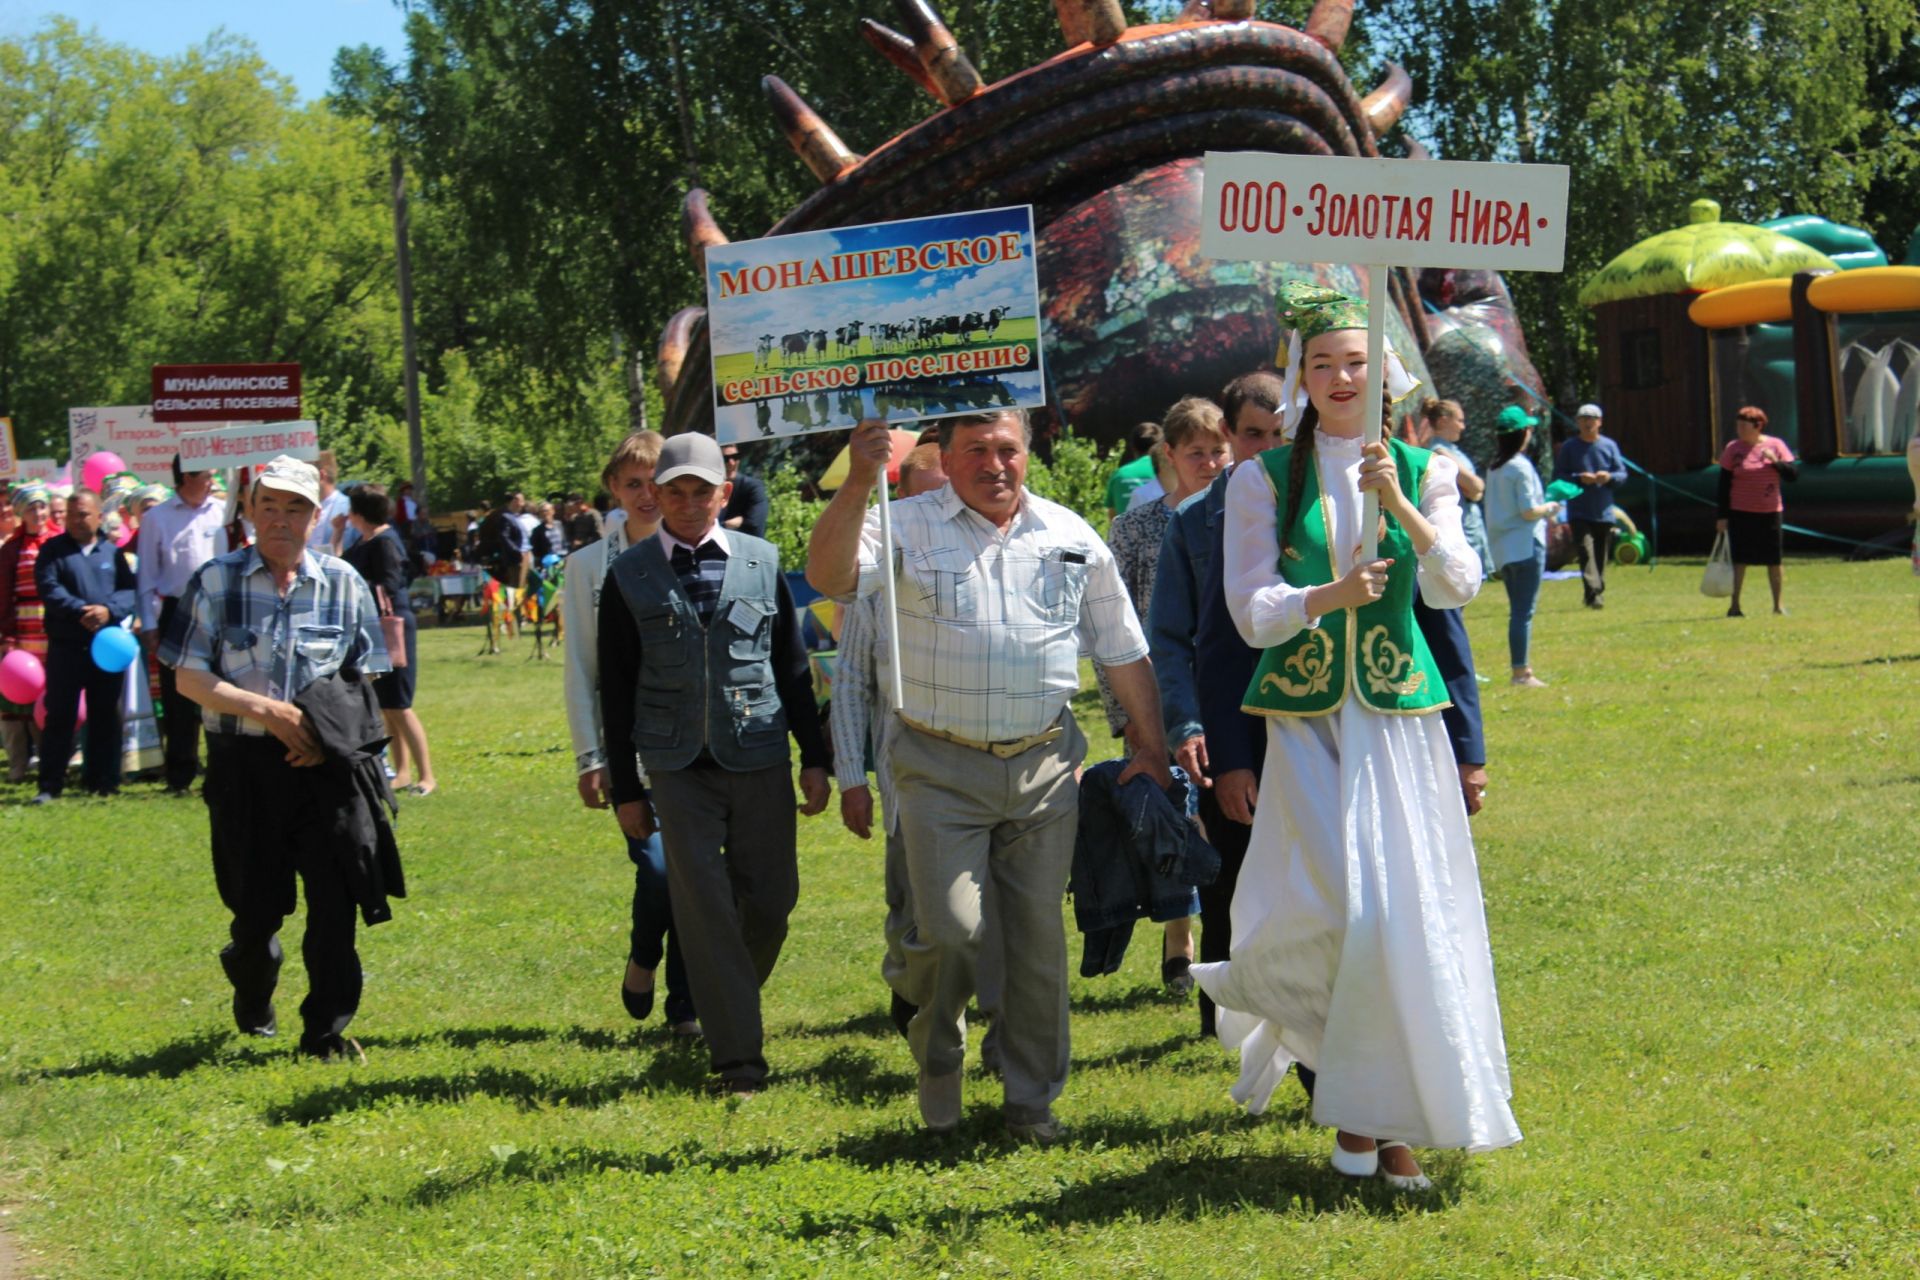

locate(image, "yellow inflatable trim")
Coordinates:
1807 266 1920 315
1688 278 1795 328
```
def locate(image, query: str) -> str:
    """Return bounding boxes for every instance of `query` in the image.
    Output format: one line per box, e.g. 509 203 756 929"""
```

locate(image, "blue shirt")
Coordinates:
1554 433 1626 523
160 546 388 736
1484 456 1548 569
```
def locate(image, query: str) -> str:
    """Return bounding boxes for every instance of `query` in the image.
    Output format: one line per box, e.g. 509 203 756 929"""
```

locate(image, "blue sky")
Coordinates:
0 0 411 100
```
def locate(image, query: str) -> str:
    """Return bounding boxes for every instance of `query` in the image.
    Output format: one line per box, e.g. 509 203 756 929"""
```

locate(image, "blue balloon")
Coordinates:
91 625 140 674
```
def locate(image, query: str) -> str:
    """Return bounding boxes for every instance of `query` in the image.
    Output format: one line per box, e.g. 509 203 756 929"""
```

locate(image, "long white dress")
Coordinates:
1191 431 1522 1153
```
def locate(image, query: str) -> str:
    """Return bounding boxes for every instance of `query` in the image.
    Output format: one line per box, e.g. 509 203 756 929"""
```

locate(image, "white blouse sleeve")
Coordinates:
1414 451 1483 609
1223 458 1320 648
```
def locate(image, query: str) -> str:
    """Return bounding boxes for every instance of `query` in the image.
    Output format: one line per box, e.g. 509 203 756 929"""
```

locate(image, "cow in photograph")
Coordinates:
755 335 775 370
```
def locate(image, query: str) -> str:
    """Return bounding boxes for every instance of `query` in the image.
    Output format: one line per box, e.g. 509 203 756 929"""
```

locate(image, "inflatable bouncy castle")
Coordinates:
1582 198 1920 549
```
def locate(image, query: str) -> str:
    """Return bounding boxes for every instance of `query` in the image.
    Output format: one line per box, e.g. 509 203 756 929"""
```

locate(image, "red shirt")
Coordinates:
1719 437 1795 514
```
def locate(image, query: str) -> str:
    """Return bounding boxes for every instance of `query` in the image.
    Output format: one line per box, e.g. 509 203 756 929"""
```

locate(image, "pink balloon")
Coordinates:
32 689 84 732
0 649 46 704
82 451 128 494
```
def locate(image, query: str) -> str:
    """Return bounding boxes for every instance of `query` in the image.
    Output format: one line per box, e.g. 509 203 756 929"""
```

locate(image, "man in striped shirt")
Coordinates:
809 411 1170 1143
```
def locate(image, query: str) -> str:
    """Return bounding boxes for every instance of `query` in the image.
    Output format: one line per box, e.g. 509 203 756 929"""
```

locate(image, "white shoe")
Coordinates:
1378 1140 1433 1191
918 1069 962 1133
1330 1138 1379 1178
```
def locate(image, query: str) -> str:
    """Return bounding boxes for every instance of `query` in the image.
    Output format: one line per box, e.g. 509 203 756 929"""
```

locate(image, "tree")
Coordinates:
0 22 400 457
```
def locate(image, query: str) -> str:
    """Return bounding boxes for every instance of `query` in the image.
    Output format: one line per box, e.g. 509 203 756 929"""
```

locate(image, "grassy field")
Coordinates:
2 557 1917 1278
713 317 1042 387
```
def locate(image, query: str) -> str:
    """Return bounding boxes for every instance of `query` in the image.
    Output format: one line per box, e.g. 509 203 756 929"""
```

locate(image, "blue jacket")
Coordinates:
1413 599 1485 768
1070 760 1218 977
33 532 136 644
1145 484 1215 746
598 532 827 796
1193 467 1267 778
1554 434 1627 523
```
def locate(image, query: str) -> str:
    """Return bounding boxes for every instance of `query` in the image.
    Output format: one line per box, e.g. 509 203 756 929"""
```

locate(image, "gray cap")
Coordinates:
1576 402 1604 419
253 455 322 506
655 433 727 486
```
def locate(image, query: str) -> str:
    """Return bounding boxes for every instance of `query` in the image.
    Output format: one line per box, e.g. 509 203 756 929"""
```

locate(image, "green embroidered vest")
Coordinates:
1241 437 1451 718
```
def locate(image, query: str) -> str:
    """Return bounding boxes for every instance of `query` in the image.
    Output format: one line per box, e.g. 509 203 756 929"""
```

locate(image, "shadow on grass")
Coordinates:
357 1023 630 1054
782 1044 914 1105
263 1044 713 1125
779 1009 898 1040
787 1147 1462 1239
31 1029 281 1081
405 1139 792 1207
1808 652 1920 669
1075 1031 1207 1074
1069 985 1180 1016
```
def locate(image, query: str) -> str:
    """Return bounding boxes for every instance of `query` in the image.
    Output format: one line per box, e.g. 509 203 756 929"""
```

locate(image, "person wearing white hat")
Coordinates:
1554 403 1627 608
160 455 396 1062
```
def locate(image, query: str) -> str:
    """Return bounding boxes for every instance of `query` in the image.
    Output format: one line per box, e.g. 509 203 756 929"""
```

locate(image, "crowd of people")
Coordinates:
9 283 1757 1187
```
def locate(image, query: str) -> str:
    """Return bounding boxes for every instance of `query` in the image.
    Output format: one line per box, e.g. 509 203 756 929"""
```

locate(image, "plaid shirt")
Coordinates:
829 590 898 835
159 545 389 737
854 485 1148 742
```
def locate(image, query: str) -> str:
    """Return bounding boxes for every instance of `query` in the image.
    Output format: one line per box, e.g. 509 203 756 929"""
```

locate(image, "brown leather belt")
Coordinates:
898 714 1064 760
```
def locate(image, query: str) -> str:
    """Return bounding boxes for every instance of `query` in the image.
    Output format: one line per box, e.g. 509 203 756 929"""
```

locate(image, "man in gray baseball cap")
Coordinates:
597 431 831 1096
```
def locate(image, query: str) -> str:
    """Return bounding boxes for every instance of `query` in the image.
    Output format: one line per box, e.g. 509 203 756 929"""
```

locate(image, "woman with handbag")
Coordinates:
1715 405 1797 617
1482 406 1562 688
344 485 437 795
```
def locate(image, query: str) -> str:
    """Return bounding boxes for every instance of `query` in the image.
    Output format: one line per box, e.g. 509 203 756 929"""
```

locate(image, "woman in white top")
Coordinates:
1481 406 1562 688
562 431 698 1037
1194 283 1520 1192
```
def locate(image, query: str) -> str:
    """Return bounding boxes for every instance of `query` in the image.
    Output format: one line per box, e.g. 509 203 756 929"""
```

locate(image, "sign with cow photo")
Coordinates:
704 204 1046 444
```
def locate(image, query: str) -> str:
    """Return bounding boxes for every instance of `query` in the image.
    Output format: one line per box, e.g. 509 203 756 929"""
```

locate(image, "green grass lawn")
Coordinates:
713 317 1041 387
2 557 1917 1278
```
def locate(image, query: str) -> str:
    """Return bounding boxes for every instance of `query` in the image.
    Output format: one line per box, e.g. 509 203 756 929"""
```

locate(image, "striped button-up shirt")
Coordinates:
159 546 389 736
854 484 1148 743
829 590 898 835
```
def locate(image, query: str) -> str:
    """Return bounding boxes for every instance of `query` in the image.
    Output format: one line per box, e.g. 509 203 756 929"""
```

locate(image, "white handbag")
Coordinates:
1700 531 1734 598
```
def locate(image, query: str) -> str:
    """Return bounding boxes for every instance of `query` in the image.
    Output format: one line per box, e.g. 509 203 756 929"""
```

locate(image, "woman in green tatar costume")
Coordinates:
1192 283 1520 1191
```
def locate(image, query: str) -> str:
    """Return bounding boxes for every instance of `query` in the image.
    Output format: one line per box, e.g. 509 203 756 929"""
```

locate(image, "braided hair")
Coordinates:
1276 403 1320 564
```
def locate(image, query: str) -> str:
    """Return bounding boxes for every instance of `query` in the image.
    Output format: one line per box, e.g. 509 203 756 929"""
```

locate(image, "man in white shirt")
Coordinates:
137 455 230 793
308 452 351 556
809 411 1171 1143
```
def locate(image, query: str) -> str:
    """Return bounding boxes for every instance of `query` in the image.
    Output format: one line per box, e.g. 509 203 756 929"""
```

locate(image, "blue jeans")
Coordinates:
628 833 695 1024
1500 545 1545 669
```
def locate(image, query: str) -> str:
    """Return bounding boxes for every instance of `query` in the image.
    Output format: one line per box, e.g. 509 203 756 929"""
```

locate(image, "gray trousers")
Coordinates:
887 710 1085 1123
650 763 798 1084
883 819 1004 1039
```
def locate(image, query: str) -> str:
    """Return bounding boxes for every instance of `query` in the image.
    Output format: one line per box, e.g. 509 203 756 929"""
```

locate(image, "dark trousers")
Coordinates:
157 597 203 789
1570 519 1614 606
649 762 799 1084
627 831 695 1025
206 734 362 1044
1196 785 1251 1039
38 641 126 796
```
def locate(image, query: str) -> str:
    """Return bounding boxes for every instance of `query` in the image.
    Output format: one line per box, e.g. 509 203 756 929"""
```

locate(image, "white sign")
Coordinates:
176 420 321 471
1201 153 1571 272
68 405 188 484
12 457 59 484
0 417 16 479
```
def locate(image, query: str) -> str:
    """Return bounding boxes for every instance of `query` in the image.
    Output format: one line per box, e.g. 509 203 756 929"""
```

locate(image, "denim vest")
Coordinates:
608 533 791 774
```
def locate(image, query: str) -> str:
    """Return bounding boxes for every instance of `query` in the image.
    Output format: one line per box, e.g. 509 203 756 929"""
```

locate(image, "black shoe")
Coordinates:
1161 954 1194 997
233 993 277 1038
621 980 655 1022
297 1032 365 1063
890 992 917 1041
